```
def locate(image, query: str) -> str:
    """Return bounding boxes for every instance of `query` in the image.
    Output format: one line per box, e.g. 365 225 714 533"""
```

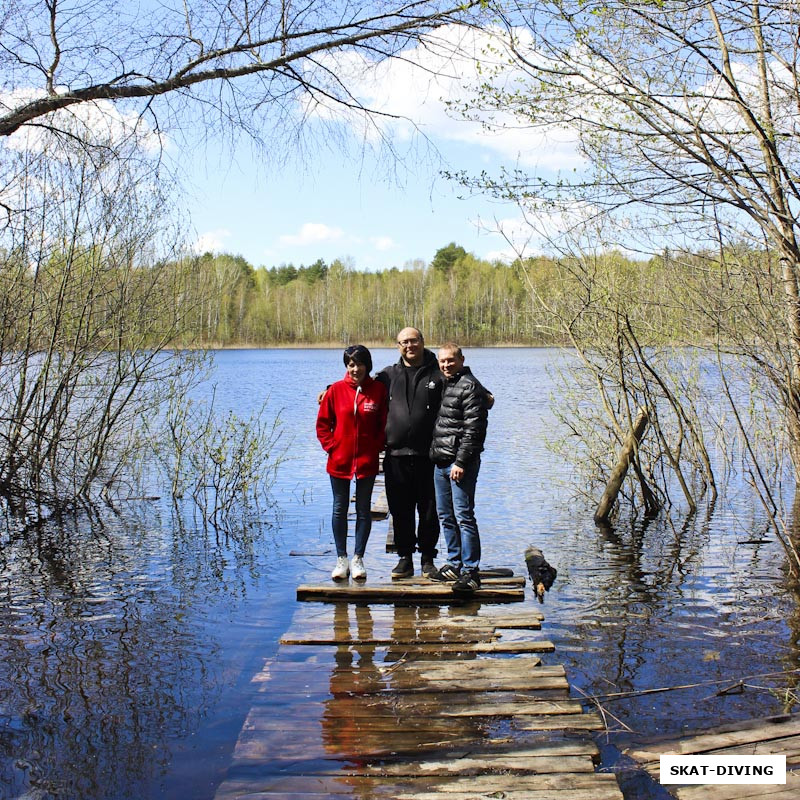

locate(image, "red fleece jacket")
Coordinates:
316 374 388 479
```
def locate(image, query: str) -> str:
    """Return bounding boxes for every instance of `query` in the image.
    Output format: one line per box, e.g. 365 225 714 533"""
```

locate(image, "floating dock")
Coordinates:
213 568 624 799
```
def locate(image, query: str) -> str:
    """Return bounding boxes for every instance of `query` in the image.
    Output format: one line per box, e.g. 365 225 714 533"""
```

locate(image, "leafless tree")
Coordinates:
464 0 800 569
0 115 201 511
0 1 483 146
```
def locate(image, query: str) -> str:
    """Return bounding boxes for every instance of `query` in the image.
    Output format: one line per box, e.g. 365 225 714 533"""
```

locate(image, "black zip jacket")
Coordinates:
429 367 488 468
375 349 443 456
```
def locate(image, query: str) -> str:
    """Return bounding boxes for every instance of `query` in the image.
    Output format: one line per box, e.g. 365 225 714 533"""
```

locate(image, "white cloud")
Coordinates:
299 24 584 170
194 228 231 253
2 88 166 155
279 222 345 246
370 236 395 252
472 200 612 261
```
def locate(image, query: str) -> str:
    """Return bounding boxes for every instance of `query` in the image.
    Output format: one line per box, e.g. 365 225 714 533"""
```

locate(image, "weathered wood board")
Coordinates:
627 713 800 800
214 588 622 800
398 575 527 587
280 636 554 653
297 582 525 603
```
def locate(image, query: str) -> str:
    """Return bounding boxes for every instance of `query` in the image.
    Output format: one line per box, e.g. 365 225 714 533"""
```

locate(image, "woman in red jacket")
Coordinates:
316 345 388 581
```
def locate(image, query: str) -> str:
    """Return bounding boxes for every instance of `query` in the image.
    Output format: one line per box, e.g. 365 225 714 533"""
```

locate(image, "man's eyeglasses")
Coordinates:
397 337 420 346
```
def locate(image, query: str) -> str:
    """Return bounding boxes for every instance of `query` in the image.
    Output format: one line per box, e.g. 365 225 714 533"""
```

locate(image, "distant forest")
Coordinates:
176 241 699 347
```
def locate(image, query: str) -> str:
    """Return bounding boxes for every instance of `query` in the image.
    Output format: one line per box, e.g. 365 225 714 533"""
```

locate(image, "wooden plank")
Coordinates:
641 736 800 774
399 575 527 587
296 583 525 603
279 632 500 645
216 791 623 800
217 773 623 793
514 713 606 731
251 661 563 678
247 698 586 720
222 739 601 776
278 624 541 644
629 715 800 762
676 773 799 800
440 699 585 717
230 730 488 761
382 656 554 677
280 637 554 653
378 676 570 694
379 640 554 655
371 490 388 518
416 611 545 625
215 773 624 799
223 753 597 778
281 675 570 693
278 609 545 643
217 792 622 800
713 735 800 759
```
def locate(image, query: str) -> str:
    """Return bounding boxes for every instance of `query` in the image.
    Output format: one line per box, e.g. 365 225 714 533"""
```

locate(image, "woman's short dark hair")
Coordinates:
343 344 372 373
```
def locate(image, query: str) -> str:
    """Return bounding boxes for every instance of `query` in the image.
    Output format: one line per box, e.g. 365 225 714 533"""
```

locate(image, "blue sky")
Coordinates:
180 24 582 272
184 138 520 271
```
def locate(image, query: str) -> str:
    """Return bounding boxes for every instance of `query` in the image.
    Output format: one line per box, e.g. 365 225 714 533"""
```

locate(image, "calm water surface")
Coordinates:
1 348 798 799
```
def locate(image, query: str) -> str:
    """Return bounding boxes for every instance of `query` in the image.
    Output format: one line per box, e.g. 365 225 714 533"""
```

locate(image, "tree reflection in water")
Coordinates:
0 506 275 800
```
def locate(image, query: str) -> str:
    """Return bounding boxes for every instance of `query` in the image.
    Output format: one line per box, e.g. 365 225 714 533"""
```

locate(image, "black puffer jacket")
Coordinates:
375 349 443 456
429 367 488 468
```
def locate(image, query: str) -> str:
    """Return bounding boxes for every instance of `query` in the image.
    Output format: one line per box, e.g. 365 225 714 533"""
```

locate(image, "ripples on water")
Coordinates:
1 348 798 799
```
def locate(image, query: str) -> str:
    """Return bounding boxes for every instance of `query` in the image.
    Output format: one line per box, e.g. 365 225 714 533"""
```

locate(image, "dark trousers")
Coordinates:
383 453 439 560
330 475 375 557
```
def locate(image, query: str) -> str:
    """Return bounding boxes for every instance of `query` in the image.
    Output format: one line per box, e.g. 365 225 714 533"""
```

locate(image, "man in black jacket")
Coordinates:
428 343 489 594
375 327 443 579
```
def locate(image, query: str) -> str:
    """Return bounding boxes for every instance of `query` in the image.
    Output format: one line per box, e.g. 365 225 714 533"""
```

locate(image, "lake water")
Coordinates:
1 348 798 799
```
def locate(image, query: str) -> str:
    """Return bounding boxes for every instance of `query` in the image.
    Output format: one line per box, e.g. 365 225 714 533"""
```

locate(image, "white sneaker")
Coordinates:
351 555 367 580
331 556 350 581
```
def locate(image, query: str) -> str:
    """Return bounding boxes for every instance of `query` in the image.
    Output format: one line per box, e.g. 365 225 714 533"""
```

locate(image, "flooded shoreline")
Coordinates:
1 348 798 799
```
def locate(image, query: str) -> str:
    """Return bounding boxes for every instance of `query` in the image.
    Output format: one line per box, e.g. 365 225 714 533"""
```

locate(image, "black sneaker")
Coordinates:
430 563 460 582
452 570 481 594
421 559 437 579
391 556 414 579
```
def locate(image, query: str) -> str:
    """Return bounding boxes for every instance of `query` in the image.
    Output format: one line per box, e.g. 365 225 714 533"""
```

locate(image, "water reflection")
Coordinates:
0 506 280 800
2 348 800 799
550 504 800 741
319 603 491 776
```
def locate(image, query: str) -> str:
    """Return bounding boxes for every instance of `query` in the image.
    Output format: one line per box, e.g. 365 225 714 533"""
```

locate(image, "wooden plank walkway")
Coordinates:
626 713 800 798
214 579 624 799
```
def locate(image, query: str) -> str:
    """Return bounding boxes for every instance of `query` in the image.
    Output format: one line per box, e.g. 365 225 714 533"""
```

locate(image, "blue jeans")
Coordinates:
330 475 376 557
433 458 481 573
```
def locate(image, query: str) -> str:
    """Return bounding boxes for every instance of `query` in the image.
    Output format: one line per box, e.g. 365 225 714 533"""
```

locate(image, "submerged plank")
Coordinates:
216 792 622 800
222 738 601 777
215 772 624 799
278 633 498 646
247 698 585 721
378 640 554 655
515 712 606 731
382 655 554 676
416 611 545 626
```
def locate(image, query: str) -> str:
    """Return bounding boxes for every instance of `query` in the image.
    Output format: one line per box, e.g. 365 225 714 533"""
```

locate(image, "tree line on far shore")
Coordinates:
173 242 732 348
